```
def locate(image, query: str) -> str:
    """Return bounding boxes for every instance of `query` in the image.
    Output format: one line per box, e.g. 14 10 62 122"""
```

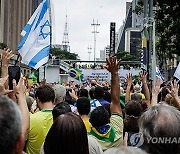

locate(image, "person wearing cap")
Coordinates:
53 85 66 105
133 83 145 100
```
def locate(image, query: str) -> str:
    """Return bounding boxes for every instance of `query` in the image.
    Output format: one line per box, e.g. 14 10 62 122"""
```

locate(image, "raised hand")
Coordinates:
1 48 14 66
69 89 78 101
151 79 162 106
126 73 133 86
13 77 26 97
152 79 161 96
105 56 120 74
139 71 147 84
0 76 13 96
167 80 179 99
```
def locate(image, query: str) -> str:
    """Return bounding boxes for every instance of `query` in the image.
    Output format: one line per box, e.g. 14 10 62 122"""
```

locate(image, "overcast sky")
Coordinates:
51 0 132 60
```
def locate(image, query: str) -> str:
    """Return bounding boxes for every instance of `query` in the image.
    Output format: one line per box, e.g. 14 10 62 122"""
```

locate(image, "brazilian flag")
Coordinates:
69 68 84 81
29 71 37 83
132 75 139 84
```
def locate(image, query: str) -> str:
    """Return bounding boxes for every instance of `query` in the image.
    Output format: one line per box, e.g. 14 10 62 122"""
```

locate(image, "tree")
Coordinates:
0 42 7 49
116 51 140 61
134 0 180 61
50 48 79 60
155 0 180 59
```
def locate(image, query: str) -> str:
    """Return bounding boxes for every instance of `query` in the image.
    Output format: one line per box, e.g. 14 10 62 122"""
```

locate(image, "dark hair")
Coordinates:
131 93 142 101
158 87 169 102
78 89 89 98
52 102 72 121
35 85 55 103
89 87 95 99
77 97 90 115
124 117 139 133
44 112 89 154
103 86 109 91
103 91 111 103
90 106 109 127
94 86 104 99
125 100 143 117
103 104 111 118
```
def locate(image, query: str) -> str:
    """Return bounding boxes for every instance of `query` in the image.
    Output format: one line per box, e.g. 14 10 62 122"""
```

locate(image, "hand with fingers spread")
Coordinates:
105 56 121 75
1 48 14 66
126 73 133 86
106 56 122 114
139 71 147 84
0 76 13 96
69 89 78 101
152 79 161 96
125 73 133 103
139 71 150 107
151 79 161 106
167 80 179 99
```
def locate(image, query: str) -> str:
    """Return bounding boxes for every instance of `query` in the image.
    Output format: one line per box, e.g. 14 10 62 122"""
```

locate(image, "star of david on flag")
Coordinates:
18 0 51 69
39 20 50 39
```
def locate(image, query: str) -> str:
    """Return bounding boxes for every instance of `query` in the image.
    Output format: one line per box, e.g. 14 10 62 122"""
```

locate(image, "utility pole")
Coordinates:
143 0 148 76
87 45 92 61
91 19 100 64
148 0 154 80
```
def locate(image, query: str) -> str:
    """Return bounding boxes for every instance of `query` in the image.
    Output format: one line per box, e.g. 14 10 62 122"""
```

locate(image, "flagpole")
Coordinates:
48 0 52 49
152 19 156 81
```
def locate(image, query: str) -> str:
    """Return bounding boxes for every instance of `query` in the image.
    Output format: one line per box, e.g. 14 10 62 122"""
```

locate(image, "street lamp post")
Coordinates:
91 19 100 65
87 45 92 61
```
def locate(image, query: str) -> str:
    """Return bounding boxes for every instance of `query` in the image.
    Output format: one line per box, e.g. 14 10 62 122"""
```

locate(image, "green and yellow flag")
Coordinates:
69 68 84 82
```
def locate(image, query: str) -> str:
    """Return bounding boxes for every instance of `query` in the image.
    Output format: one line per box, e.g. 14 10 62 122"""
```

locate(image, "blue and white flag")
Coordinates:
156 67 164 81
174 63 180 80
18 0 51 69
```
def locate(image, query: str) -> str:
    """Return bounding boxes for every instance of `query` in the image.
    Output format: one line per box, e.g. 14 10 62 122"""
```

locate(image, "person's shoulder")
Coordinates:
110 113 123 127
30 111 41 118
30 111 52 121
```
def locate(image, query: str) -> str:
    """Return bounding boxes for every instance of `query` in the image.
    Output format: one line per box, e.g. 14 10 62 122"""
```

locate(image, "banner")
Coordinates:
80 69 140 83
110 22 116 55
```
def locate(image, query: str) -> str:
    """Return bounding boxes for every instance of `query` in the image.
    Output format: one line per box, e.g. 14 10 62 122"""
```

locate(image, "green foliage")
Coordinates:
50 48 79 60
133 0 144 15
116 51 140 61
133 0 180 65
0 42 7 49
155 0 180 58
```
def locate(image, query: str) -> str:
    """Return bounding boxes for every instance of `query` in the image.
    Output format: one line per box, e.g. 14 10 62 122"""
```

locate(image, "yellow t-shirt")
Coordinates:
89 113 123 151
83 119 91 133
26 110 53 154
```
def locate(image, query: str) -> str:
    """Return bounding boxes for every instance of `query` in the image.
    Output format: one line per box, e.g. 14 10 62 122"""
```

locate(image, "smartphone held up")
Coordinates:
8 66 21 90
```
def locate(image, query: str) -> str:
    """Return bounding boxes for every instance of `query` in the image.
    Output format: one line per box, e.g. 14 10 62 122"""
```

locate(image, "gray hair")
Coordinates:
0 96 22 154
139 103 180 154
104 147 147 154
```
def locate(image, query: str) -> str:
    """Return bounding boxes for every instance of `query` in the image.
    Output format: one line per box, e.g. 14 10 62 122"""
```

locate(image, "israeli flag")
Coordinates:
156 67 164 81
174 63 180 80
18 0 51 69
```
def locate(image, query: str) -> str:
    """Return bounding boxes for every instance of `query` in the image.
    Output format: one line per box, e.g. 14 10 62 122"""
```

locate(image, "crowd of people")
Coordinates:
0 48 180 154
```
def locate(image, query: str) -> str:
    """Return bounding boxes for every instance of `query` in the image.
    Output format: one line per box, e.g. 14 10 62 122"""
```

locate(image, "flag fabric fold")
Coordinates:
69 68 84 82
156 67 164 81
18 0 51 69
174 63 180 80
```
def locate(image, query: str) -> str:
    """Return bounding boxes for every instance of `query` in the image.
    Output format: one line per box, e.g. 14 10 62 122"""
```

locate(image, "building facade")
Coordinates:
32 0 41 13
0 0 32 50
